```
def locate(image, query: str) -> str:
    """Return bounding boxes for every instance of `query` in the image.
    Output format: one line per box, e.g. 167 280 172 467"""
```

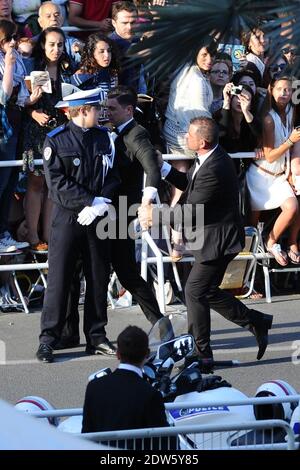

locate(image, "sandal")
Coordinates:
249 289 264 300
267 243 288 266
171 243 186 262
287 248 300 265
30 241 48 252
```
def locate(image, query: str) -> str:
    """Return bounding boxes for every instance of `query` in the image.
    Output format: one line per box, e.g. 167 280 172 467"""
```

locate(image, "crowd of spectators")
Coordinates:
1 0 300 302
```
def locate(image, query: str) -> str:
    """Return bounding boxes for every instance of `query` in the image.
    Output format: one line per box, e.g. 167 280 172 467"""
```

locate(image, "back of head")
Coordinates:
190 116 219 148
117 326 149 365
108 85 138 109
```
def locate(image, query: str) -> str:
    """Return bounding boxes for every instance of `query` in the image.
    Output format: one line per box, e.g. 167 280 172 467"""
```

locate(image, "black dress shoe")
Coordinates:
54 337 80 350
249 314 273 360
158 316 175 342
36 344 54 363
85 340 116 356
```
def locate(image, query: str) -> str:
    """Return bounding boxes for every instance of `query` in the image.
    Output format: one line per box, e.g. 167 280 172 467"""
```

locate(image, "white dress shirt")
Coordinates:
161 145 218 180
118 363 143 378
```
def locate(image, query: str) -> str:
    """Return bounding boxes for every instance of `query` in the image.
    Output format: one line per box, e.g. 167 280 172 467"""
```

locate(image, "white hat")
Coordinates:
61 83 81 98
55 87 107 108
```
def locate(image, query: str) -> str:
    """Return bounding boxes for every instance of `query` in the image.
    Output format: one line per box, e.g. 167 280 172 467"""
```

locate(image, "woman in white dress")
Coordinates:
163 44 214 259
246 76 300 265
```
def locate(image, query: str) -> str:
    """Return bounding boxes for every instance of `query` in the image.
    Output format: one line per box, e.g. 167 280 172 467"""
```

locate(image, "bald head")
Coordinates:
38 2 63 30
0 0 12 20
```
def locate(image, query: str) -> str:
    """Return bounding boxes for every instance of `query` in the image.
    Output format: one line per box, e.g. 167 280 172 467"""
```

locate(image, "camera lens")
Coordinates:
47 118 57 129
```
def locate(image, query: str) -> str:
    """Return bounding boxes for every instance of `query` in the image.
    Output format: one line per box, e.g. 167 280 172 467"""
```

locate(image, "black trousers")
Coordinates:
110 236 163 325
40 206 110 347
61 220 163 340
185 253 263 354
61 257 82 342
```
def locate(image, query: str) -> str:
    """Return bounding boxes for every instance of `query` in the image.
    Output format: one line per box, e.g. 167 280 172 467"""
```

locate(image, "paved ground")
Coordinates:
0 295 299 410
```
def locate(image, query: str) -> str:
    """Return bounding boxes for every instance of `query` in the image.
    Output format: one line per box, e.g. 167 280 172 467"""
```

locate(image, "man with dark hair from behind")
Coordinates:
82 325 174 449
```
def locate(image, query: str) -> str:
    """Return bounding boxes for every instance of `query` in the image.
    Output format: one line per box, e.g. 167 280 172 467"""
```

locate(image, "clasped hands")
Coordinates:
137 201 154 231
77 197 112 226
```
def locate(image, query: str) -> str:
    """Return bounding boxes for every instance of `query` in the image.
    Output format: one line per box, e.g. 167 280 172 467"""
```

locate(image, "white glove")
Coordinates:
77 198 111 226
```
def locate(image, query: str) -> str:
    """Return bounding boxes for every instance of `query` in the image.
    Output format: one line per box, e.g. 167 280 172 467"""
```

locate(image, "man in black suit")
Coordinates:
139 117 273 361
82 325 171 448
106 86 164 326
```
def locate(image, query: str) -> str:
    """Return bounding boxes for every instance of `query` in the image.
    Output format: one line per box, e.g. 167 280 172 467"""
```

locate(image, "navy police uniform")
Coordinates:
40 121 120 350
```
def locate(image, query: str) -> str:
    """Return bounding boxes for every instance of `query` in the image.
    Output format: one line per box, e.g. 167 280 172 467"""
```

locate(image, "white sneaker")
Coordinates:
3 232 29 250
0 239 17 253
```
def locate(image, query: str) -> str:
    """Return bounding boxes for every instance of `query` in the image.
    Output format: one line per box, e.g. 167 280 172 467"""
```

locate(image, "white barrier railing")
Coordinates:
28 395 300 450
78 420 296 450
0 152 255 168
0 159 43 168
0 152 294 311
29 394 300 418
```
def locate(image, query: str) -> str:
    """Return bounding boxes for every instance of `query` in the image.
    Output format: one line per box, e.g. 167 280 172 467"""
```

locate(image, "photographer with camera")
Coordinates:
217 80 262 155
21 26 73 251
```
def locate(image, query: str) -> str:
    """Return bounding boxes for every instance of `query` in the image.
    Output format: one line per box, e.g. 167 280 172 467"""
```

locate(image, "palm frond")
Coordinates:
129 0 300 76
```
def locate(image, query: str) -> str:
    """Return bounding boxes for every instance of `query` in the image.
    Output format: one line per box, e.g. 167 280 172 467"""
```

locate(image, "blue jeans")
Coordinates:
0 132 18 236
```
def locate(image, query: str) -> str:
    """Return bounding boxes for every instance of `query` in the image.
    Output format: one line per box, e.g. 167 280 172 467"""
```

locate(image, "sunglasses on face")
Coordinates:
282 48 297 55
0 33 17 44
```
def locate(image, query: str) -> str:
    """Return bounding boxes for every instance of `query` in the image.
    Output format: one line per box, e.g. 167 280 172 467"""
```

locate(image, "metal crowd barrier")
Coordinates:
29 394 300 418
78 420 296 450
1 153 299 312
28 395 300 451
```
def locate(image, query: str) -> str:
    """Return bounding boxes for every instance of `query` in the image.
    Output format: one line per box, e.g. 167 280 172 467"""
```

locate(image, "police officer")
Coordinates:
36 88 120 363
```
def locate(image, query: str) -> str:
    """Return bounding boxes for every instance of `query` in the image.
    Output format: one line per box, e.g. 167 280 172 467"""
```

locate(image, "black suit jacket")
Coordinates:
114 119 161 208
166 145 245 262
82 369 169 434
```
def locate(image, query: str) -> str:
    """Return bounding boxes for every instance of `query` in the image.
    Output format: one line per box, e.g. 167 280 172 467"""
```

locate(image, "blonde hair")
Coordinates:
68 105 94 118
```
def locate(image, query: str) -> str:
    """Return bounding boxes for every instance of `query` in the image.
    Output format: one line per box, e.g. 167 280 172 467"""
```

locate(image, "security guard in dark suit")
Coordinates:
139 117 273 362
36 88 120 363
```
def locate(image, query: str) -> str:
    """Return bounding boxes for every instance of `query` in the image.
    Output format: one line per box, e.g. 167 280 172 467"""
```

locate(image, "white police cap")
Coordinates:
55 87 107 108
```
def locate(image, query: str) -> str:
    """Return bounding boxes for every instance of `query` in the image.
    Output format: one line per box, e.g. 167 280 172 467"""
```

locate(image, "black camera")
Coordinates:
47 117 58 129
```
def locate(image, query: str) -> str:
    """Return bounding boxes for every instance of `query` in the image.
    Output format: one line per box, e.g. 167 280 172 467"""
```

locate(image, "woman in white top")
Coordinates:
163 45 214 154
163 44 214 259
246 76 300 265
